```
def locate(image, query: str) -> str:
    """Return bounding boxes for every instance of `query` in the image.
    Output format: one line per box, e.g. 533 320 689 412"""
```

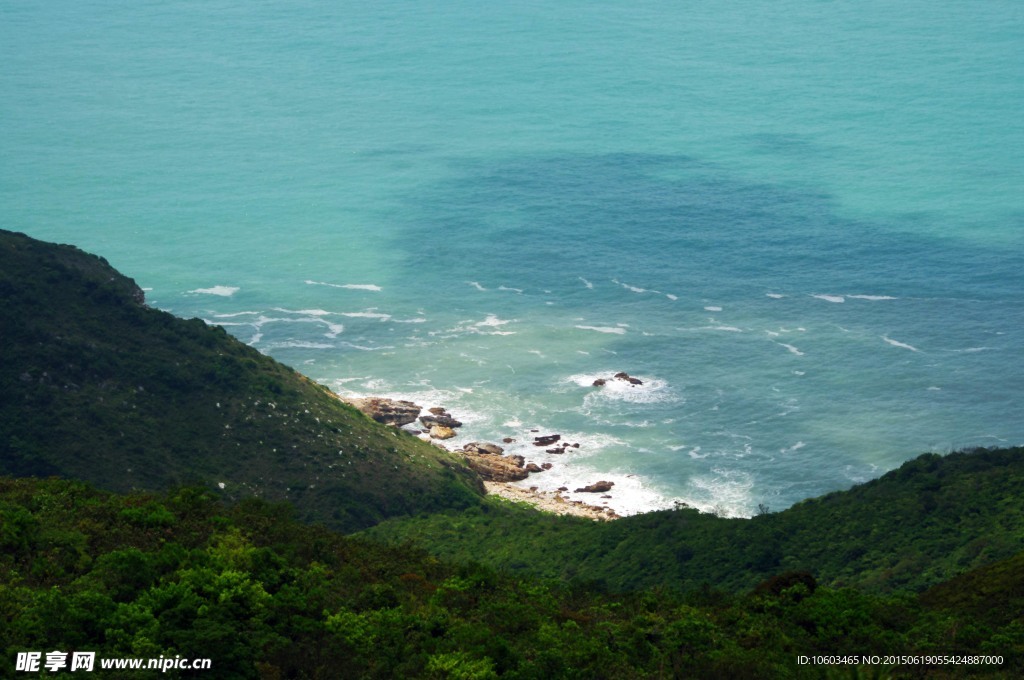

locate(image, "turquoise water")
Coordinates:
3 1 1022 515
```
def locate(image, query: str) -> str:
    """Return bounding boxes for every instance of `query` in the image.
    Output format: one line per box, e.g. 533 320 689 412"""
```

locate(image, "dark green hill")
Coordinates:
0 229 483 531
365 446 1024 594
3 477 1021 679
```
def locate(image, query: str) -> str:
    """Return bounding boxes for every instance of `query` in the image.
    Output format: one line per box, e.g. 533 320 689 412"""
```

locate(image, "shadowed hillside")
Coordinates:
0 229 484 532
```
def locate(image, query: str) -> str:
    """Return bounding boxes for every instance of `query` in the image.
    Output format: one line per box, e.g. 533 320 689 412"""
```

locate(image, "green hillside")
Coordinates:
3 231 1023 676
2 477 1020 679
365 446 1024 594
0 229 483 532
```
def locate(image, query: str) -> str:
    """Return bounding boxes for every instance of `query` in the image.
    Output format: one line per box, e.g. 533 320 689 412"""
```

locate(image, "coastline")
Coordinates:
335 391 637 520
483 482 620 521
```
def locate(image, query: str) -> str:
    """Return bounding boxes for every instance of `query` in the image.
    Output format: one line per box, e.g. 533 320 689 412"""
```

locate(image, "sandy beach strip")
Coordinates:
484 482 620 521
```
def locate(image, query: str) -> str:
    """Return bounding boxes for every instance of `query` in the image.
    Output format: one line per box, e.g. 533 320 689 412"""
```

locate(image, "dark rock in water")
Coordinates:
614 372 643 385
575 481 614 493
546 448 565 454
533 434 561 447
428 406 448 415
557 486 569 492
502 437 515 444
509 455 525 468
571 443 580 449
420 414 463 429
464 442 504 456
592 378 607 387
525 463 543 473
541 463 553 470
345 397 421 428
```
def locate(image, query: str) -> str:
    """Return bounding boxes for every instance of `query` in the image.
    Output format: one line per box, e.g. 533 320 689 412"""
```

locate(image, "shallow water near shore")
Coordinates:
3 1 1022 516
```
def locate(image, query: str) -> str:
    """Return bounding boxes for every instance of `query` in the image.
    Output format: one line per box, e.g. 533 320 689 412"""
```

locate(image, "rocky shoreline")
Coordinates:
484 482 620 521
338 389 633 521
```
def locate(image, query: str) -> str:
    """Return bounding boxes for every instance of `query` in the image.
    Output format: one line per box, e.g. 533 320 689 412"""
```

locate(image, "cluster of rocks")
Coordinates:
574 481 614 493
418 406 463 440
532 433 580 454
343 397 421 428
342 395 617 507
456 441 555 483
342 398 466 440
592 371 643 387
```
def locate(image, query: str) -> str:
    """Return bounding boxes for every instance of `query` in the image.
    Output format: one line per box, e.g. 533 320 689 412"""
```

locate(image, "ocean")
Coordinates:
3 0 1022 516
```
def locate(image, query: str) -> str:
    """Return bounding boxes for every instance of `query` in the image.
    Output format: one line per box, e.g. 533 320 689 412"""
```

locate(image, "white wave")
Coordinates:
324 322 345 338
476 314 513 327
777 342 804 356
515 457 670 517
882 335 920 352
847 294 898 301
468 281 487 291
612 278 647 293
341 310 392 320
780 441 806 453
685 468 756 518
811 294 845 303
571 373 676 406
579 277 594 289
704 306 722 312
576 325 627 334
927 386 942 391
498 286 523 293
338 341 393 351
681 325 743 333
213 310 262 318
393 317 427 323
666 293 678 301
263 341 334 349
612 278 664 295
190 286 239 297
765 293 786 299
274 307 332 316
305 280 381 291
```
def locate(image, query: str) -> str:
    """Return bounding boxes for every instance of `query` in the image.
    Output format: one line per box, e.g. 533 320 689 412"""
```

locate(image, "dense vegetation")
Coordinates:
2 477 1021 679
365 447 1024 594
3 231 1023 677
0 229 484 532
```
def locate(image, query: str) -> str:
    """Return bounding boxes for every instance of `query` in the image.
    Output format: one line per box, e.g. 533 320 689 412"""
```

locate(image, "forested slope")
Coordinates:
0 229 483 532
